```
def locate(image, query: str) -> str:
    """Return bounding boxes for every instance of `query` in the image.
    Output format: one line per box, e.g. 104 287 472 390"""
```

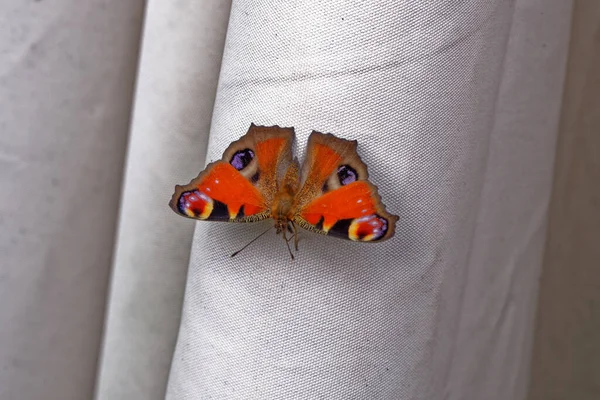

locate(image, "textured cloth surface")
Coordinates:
166 0 570 399
94 1 232 399
0 0 575 399
444 0 573 396
528 2 600 399
0 1 144 399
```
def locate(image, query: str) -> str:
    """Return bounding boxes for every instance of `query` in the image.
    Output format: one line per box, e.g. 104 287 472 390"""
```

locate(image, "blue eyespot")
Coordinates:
337 165 358 186
230 149 254 171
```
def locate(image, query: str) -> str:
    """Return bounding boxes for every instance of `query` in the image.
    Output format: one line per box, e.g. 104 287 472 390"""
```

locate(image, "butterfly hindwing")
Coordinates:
293 131 398 241
169 124 295 222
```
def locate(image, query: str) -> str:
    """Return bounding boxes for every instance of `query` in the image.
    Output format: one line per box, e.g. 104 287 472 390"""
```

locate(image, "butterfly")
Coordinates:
169 124 398 259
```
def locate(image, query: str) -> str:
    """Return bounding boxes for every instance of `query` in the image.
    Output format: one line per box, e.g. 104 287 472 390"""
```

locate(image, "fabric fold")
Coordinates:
163 1 562 398
0 2 145 399
94 1 232 399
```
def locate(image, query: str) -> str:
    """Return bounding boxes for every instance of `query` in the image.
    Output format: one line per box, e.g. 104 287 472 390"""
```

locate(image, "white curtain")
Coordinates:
0 1 577 399
94 2 232 399
164 1 572 399
0 2 144 399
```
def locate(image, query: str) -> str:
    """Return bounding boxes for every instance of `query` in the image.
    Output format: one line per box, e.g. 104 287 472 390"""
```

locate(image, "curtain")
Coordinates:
528 2 600 399
93 2 232 399
0 2 144 399
0 0 586 399
164 1 572 399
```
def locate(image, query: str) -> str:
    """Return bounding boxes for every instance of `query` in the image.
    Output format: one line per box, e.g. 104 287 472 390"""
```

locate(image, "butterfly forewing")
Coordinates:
293 131 398 241
169 124 294 222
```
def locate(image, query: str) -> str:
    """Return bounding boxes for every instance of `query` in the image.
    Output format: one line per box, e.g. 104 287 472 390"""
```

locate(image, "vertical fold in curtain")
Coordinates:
0 2 145 399
94 1 232 399
442 0 573 397
163 0 567 399
528 1 600 399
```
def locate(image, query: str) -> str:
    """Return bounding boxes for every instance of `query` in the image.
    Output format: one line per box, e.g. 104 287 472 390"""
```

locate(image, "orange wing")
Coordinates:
293 131 398 241
170 124 294 222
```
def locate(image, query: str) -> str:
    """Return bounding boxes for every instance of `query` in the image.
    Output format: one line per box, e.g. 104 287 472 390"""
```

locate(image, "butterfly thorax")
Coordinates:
272 194 294 236
271 162 301 234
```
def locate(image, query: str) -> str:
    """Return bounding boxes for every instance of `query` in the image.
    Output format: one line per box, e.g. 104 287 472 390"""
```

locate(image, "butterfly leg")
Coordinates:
291 221 299 251
282 227 295 260
285 222 299 251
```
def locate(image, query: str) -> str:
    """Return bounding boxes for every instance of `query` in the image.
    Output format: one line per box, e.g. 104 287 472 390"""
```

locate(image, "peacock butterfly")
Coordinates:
169 124 398 258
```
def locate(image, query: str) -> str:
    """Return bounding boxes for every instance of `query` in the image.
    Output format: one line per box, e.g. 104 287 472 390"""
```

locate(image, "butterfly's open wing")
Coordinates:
293 131 398 241
170 124 294 222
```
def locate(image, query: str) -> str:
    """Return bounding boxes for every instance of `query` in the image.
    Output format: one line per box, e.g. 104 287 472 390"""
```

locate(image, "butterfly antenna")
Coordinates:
231 226 274 258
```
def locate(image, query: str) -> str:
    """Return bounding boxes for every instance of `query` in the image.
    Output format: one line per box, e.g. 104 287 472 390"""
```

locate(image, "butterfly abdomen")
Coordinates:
270 159 301 224
271 190 295 223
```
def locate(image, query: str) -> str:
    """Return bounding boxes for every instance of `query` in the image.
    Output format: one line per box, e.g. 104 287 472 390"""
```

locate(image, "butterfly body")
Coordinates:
270 161 298 219
170 124 398 255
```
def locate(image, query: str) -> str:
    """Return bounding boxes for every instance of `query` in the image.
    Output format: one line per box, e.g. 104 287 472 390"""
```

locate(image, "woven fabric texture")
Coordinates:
0 1 144 399
164 0 566 399
0 0 574 399
94 1 232 399
165 0 572 398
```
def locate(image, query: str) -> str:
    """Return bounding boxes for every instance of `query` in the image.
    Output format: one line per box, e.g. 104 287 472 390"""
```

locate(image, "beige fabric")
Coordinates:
165 0 572 399
528 2 600 399
93 1 232 399
0 2 144 399
1 0 591 398
443 0 573 396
